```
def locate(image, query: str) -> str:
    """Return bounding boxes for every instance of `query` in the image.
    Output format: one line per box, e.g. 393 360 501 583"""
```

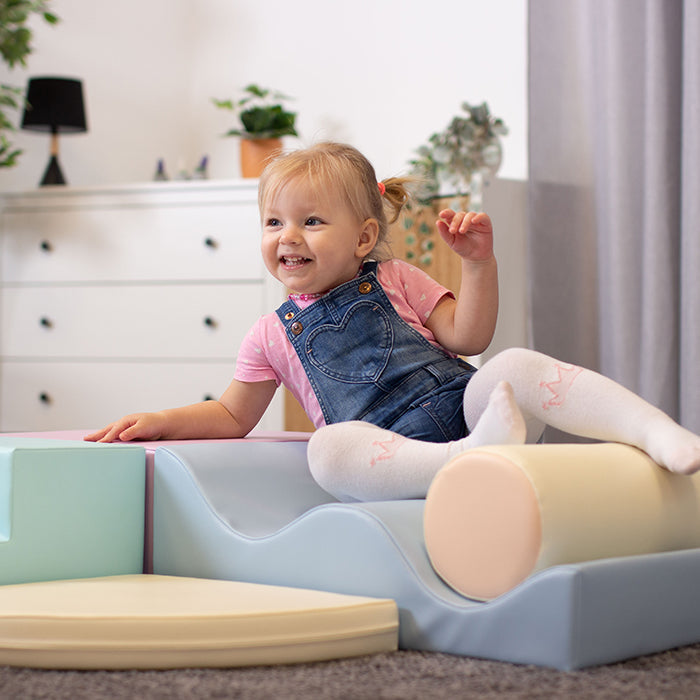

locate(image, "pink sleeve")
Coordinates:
234 316 282 386
404 264 454 321
379 259 453 322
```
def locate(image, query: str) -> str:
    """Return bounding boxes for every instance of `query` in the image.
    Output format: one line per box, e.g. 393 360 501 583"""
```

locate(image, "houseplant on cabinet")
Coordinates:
213 84 298 177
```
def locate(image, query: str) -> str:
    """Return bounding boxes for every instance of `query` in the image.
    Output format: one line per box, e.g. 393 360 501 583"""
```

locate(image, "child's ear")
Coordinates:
356 218 379 258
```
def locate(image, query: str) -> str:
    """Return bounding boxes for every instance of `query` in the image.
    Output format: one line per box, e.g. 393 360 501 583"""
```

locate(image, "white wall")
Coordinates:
0 0 527 191
0 0 530 356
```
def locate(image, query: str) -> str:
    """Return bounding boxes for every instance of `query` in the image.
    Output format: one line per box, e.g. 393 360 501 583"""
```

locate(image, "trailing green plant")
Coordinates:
212 83 298 140
408 102 508 202
0 0 59 167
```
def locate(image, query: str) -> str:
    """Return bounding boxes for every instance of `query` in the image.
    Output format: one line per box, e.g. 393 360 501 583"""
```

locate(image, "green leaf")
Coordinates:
212 84 297 138
0 93 20 109
0 0 61 168
244 84 268 98
241 106 275 133
212 98 234 110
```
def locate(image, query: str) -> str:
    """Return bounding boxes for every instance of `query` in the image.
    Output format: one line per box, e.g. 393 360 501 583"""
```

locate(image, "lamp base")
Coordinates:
40 155 66 186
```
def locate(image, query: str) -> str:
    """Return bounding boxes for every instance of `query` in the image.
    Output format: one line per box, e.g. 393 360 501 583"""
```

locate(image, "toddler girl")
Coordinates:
86 142 700 500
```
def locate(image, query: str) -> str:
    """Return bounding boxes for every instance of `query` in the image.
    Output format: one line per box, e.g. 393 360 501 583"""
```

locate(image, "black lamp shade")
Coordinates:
21 77 87 134
21 77 87 186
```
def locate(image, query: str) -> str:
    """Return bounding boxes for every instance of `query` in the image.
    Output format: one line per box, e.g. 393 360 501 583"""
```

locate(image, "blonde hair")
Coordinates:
258 142 413 261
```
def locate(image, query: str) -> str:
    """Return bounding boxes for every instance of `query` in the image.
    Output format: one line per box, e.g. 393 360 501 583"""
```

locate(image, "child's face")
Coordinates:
261 178 378 295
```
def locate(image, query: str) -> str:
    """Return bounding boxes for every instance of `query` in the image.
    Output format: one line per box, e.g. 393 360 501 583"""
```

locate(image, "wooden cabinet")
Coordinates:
0 180 285 432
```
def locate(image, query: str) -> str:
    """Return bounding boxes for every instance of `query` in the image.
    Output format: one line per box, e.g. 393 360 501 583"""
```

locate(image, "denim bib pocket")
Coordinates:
305 302 393 383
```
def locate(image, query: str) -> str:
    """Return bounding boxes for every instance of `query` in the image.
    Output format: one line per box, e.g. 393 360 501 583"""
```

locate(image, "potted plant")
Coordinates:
212 84 298 177
408 101 508 206
393 103 507 284
0 0 59 168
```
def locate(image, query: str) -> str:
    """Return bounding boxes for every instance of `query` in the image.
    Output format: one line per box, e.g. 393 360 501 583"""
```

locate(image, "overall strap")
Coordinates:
275 261 379 327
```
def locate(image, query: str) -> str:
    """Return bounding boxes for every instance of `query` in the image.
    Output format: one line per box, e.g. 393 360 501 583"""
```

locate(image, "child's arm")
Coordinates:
83 378 277 443
425 210 499 357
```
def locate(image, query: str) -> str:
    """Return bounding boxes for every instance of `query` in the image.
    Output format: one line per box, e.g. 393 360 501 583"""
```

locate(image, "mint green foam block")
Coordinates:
0 438 145 585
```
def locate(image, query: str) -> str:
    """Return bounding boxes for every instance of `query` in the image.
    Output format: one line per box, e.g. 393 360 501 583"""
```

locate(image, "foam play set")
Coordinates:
2 432 700 670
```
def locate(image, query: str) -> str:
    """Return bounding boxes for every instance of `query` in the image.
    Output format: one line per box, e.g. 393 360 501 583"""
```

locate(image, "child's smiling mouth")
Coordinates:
281 255 311 269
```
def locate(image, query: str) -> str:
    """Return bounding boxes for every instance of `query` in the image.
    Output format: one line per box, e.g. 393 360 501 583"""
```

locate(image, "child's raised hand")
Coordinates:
436 209 494 262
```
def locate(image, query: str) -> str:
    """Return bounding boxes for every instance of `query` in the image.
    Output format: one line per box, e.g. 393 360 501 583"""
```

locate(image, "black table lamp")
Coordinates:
21 77 87 186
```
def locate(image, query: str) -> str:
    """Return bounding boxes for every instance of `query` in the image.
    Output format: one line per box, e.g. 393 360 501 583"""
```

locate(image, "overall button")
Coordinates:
291 321 304 335
285 311 295 320
359 281 373 294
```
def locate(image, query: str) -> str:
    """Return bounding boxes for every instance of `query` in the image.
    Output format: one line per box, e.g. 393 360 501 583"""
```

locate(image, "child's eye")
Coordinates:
305 217 322 226
265 218 282 228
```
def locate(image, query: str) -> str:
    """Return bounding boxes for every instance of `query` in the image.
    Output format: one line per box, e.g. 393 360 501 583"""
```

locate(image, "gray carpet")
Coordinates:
2 644 700 699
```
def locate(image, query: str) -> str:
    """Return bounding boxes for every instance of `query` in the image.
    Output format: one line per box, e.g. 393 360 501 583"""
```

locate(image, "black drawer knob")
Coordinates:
39 240 53 253
204 237 218 249
38 392 52 405
203 316 218 328
39 317 53 329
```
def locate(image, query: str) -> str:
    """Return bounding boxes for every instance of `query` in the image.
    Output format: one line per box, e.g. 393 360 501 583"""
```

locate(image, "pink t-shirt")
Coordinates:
234 259 453 428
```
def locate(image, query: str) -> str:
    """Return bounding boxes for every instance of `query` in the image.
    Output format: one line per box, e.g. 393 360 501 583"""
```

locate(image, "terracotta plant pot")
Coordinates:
240 138 283 178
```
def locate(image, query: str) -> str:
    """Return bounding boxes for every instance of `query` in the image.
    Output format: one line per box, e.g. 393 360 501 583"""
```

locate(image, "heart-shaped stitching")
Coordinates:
305 302 393 382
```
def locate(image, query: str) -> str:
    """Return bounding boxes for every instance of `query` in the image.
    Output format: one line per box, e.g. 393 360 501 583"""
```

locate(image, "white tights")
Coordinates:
307 348 700 501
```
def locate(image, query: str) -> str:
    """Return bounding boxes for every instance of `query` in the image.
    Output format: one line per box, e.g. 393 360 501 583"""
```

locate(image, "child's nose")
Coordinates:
279 225 302 244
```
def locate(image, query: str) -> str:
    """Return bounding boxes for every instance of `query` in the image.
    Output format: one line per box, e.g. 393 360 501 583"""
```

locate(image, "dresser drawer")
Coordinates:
0 361 283 432
1 204 264 283
0 182 286 433
1 283 266 358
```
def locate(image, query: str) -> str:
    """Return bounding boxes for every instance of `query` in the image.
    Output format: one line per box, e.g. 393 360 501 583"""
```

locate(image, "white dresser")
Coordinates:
0 180 284 432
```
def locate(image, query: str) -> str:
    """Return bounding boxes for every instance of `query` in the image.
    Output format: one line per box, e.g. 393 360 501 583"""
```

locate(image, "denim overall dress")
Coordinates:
275 262 477 442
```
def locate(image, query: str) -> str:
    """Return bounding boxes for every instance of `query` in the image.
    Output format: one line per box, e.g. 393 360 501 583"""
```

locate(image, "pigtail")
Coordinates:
369 175 417 262
379 177 415 224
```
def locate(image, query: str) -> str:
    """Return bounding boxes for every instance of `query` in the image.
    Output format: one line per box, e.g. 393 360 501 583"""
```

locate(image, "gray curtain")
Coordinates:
528 0 700 433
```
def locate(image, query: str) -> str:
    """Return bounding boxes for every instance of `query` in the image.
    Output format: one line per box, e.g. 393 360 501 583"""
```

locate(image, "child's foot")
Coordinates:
645 419 700 475
450 381 526 459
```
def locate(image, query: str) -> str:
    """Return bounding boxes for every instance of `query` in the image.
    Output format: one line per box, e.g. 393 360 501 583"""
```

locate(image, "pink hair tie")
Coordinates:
378 182 386 196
